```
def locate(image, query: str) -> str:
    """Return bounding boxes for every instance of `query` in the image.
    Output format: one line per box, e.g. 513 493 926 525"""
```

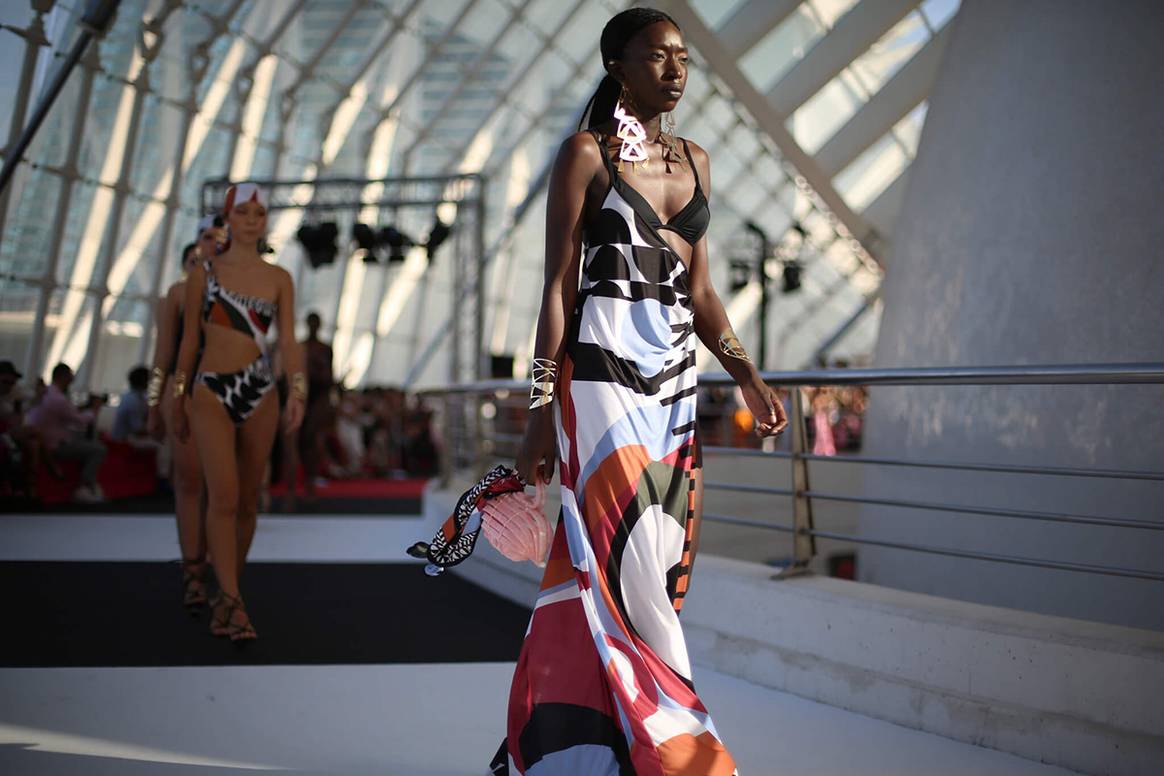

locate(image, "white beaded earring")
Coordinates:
614 86 649 173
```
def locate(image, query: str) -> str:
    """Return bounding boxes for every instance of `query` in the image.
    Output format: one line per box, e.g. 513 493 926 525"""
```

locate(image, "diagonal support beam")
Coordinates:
767 0 921 117
716 0 801 59
815 23 950 177
663 0 883 263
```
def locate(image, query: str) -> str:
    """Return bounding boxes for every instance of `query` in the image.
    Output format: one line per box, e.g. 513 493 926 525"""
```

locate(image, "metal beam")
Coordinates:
663 0 883 262
816 23 950 177
398 1 527 169
436 2 588 176
363 0 484 144
715 0 801 59
62 2 251 381
0 11 51 248
767 0 921 117
222 0 310 178
79 55 152 389
402 158 552 387
23 45 99 382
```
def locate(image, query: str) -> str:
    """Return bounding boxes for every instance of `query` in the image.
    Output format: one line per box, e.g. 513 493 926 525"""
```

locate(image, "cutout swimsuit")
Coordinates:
196 261 277 424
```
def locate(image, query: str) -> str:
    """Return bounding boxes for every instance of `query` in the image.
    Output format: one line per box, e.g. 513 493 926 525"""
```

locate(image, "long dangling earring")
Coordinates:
614 86 649 173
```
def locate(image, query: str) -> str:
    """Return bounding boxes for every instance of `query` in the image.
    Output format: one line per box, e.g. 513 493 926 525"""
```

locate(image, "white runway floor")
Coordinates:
0 511 1081 775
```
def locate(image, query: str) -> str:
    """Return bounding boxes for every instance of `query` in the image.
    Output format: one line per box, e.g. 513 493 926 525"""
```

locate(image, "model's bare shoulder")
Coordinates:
681 137 710 166
268 262 293 288
559 131 605 170
681 137 712 192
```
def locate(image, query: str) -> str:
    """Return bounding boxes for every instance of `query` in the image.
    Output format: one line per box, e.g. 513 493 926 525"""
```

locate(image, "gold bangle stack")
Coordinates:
146 367 165 407
290 372 308 402
172 369 188 398
529 358 558 410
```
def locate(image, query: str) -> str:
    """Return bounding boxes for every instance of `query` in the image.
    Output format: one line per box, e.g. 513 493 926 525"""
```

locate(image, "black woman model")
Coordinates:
172 184 305 642
504 8 787 774
146 217 220 614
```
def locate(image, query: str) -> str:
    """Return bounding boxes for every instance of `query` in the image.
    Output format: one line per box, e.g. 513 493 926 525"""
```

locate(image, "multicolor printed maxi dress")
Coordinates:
494 132 738 775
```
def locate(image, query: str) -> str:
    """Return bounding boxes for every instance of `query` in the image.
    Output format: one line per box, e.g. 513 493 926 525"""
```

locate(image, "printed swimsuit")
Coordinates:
196 261 277 424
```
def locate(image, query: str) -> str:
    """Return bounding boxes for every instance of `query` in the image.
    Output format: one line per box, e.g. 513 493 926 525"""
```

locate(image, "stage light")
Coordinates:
729 258 752 292
297 221 339 268
377 225 413 263
424 217 453 260
781 221 805 293
782 260 802 293
353 222 377 262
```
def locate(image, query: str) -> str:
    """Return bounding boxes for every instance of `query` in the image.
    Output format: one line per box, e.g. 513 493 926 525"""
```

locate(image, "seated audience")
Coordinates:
25 363 107 503
0 359 47 498
111 365 153 444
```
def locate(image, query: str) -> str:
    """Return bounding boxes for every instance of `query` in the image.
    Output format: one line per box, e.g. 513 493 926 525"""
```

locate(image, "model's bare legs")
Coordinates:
164 388 207 606
235 392 279 581
191 384 250 637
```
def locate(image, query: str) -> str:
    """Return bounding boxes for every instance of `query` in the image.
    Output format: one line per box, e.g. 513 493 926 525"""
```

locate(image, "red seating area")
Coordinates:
37 435 158 504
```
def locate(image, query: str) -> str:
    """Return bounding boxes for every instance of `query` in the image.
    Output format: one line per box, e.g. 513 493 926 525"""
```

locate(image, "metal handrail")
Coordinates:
424 362 1164 583
423 363 1164 395
798 453 1164 481
801 491 1164 531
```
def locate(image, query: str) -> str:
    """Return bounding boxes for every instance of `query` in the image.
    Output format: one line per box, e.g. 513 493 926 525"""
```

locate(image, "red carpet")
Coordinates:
268 477 428 499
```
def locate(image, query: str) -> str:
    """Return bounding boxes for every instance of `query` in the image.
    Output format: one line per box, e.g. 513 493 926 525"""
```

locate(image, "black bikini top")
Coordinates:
592 129 711 246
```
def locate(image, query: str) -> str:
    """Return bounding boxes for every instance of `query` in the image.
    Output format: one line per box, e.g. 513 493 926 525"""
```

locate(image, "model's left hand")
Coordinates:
283 396 305 434
741 378 788 437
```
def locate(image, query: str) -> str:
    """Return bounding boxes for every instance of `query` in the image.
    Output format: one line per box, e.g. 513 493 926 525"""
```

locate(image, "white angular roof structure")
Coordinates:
0 0 959 390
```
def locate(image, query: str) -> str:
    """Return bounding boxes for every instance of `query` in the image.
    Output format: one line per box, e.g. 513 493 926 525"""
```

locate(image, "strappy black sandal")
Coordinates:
180 559 208 615
210 592 257 643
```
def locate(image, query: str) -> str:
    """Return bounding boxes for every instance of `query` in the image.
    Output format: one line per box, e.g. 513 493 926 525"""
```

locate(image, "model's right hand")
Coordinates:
516 409 557 485
172 397 190 443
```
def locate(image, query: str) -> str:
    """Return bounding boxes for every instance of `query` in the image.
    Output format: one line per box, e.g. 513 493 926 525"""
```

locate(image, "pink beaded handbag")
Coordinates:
481 478 551 566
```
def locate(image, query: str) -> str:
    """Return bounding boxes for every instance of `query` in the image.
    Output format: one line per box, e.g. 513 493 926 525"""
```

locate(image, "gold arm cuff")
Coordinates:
290 372 308 401
146 367 165 407
171 370 188 398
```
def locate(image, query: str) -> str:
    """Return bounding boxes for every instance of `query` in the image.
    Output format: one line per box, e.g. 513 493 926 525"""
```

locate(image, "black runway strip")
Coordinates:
1 561 531 668
0 495 422 515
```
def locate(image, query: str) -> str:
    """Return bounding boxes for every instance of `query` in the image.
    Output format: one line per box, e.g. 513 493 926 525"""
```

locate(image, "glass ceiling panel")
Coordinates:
833 134 906 212
790 68 865 153
458 0 515 44
921 0 961 29
737 4 827 92
849 10 929 92
690 0 749 30
1 0 900 388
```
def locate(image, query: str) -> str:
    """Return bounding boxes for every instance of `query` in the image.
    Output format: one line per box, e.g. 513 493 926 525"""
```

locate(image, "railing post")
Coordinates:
777 386 816 579
472 392 486 473
438 394 454 489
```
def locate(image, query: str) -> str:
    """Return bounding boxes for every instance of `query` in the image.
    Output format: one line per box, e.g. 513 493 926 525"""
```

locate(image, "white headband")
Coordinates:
224 182 269 216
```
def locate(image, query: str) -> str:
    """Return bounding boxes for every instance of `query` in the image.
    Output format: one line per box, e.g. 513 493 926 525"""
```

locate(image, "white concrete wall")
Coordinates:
427 484 1164 776
857 0 1164 630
